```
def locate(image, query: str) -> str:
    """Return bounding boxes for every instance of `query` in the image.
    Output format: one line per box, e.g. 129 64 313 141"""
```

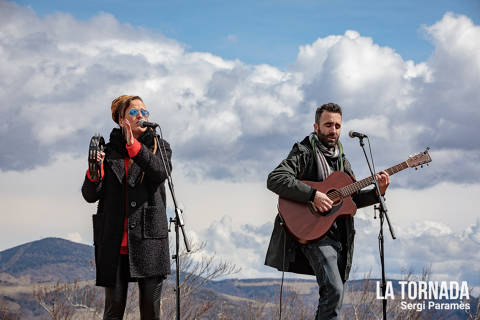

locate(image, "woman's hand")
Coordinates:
96 151 105 163
120 120 135 146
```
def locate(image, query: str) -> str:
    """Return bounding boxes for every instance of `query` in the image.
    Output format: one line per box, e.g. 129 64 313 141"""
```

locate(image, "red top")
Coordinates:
87 139 141 255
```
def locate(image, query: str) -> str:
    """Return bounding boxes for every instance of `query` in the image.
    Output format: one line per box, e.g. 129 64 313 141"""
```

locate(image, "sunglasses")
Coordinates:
128 108 150 117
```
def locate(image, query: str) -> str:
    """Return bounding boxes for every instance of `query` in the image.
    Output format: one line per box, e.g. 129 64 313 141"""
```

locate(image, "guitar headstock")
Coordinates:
406 147 432 169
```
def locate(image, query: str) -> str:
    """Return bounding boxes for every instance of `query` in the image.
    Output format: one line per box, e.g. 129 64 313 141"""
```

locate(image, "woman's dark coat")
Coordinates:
82 128 171 287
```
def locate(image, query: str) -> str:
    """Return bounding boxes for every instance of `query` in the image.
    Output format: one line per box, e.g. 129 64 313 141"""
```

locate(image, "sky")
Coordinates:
1 0 479 293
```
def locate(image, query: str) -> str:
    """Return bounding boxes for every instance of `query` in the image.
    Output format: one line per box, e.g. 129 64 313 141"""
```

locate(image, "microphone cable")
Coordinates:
278 214 287 320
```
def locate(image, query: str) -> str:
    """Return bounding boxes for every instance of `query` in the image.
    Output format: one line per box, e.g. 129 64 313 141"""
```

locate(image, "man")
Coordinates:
265 103 390 320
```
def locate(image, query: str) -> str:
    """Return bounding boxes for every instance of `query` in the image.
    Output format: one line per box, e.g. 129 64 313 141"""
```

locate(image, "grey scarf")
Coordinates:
309 132 344 181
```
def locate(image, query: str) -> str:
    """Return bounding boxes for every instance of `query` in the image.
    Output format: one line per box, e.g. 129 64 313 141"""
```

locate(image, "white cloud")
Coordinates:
65 232 83 243
343 115 390 140
0 153 94 250
466 220 480 245
186 207 480 285
351 213 480 289
385 182 480 232
197 216 275 278
1 3 479 186
292 29 414 114
425 12 480 82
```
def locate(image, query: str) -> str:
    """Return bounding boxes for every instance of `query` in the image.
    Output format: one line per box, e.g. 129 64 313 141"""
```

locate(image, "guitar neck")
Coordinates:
340 161 408 197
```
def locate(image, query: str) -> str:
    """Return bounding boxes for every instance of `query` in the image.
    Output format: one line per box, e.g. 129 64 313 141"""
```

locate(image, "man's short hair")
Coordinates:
315 103 342 124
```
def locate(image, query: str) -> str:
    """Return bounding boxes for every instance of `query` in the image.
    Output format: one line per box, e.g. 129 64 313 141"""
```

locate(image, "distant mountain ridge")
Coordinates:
0 237 94 283
0 237 477 319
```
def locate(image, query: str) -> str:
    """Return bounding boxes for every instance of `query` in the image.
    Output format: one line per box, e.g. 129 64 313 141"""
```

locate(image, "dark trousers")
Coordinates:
300 237 345 320
103 254 164 320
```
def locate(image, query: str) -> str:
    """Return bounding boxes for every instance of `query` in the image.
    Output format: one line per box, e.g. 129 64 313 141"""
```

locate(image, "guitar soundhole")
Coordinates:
327 189 342 205
320 200 343 217
308 199 344 218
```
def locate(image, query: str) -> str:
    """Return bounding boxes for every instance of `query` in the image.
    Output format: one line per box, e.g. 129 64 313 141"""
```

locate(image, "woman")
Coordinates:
82 95 171 319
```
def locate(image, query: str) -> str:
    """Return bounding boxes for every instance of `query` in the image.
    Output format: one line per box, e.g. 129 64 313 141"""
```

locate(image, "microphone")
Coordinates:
139 120 159 128
348 130 368 138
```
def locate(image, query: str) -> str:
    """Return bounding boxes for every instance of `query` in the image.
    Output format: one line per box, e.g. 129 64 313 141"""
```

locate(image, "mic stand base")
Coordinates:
170 217 181 320
376 205 388 320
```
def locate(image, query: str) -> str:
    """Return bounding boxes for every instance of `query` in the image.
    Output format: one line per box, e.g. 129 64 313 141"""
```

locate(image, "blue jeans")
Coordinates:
300 238 345 320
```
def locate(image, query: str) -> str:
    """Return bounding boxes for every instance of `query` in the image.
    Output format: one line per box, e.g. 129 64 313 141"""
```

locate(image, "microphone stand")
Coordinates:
356 136 396 320
153 126 191 320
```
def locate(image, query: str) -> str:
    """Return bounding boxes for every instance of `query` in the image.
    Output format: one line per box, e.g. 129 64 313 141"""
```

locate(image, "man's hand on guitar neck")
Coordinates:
376 170 390 196
313 191 333 213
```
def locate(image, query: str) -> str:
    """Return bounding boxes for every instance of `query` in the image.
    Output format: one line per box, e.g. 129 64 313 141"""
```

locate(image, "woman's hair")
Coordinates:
111 95 144 124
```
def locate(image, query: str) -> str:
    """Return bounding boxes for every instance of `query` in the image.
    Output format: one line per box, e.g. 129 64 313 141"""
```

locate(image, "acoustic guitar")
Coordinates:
278 148 432 243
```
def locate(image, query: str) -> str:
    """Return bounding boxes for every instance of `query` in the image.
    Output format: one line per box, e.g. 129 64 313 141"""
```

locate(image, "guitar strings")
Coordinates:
327 190 342 202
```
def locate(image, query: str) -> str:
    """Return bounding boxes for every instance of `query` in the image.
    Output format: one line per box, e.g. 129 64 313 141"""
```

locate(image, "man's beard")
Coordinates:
316 130 338 148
